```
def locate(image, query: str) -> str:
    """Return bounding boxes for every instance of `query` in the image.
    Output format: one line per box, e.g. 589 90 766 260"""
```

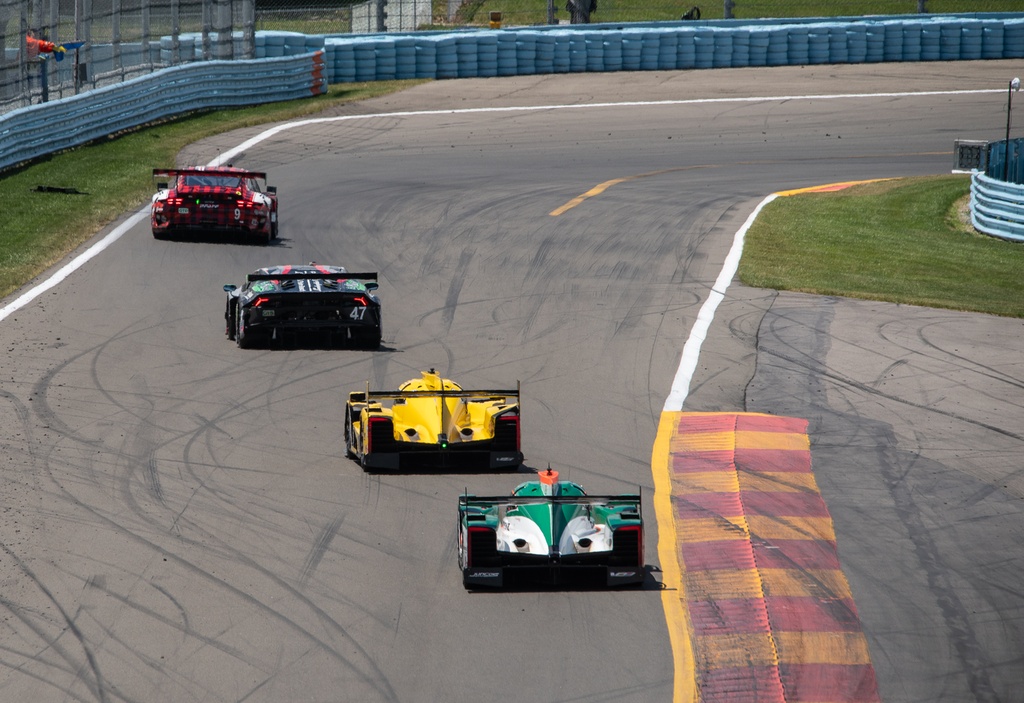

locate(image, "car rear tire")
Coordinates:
226 298 238 340
350 327 382 350
344 412 357 459
236 311 261 349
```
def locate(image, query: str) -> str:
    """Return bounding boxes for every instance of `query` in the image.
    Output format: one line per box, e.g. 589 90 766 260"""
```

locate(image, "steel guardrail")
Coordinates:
970 173 1024 243
0 51 326 173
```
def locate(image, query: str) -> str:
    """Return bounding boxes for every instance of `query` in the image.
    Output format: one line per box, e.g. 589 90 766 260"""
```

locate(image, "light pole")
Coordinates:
1004 76 1021 182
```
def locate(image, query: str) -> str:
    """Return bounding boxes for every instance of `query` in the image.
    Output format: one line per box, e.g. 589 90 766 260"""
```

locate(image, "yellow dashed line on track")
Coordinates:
549 167 711 216
552 175 898 216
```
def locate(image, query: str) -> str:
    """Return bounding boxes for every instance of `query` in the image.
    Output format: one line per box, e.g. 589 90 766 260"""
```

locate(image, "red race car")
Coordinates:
151 167 278 244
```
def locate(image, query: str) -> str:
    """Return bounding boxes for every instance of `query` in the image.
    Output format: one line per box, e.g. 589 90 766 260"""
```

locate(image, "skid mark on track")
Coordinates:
654 411 880 703
301 515 344 585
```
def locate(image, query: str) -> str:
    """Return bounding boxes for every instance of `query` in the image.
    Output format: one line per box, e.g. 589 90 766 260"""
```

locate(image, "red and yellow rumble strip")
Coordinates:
774 179 894 197
653 412 880 703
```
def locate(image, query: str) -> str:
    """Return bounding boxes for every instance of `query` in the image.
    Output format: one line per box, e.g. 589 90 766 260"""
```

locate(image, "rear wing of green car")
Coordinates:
459 493 641 510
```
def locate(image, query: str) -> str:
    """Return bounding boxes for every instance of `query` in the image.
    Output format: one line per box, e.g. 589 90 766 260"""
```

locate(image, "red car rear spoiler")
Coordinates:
153 168 268 180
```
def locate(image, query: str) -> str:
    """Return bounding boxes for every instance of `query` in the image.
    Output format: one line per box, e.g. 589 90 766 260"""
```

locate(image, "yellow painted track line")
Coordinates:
549 167 706 216
552 174 894 216
653 411 698 703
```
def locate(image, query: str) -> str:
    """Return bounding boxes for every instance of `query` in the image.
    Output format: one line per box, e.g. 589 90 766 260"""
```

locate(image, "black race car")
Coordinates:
224 264 382 348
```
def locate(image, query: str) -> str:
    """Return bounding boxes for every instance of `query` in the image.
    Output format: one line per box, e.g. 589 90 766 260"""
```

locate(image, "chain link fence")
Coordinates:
2 0 1019 113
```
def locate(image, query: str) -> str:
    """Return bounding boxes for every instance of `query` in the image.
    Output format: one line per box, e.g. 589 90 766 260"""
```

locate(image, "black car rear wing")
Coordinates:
246 272 378 283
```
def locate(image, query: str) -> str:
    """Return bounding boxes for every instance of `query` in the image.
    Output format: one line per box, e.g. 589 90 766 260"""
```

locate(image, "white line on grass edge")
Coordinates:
0 210 149 322
661 193 777 412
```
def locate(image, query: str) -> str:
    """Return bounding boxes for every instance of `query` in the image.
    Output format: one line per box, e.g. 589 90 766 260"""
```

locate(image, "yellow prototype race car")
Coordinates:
344 369 523 471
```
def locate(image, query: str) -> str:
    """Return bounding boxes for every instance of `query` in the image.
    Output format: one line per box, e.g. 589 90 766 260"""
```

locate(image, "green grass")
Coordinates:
0 80 425 300
28 0 1024 41
444 0 1022 28
33 1 1024 43
739 176 1024 318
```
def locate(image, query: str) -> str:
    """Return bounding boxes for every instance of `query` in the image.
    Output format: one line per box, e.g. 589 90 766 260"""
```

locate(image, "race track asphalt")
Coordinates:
0 60 1021 702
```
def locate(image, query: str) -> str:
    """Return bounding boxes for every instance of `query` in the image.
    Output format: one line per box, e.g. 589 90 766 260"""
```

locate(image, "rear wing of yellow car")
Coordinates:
349 382 520 405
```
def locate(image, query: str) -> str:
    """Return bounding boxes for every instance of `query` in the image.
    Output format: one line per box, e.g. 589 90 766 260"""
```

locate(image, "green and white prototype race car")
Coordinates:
457 469 645 589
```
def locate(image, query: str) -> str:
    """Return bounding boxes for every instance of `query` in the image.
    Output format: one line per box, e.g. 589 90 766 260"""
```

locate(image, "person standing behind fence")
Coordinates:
566 0 597 24
24 30 65 103
25 29 58 59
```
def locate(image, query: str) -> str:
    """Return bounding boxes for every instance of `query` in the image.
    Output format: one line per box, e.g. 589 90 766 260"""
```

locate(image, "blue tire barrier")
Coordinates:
641 31 661 70
981 21 1005 59
712 30 733 68
694 29 715 68
585 31 604 71
829 24 849 63
1005 20 1024 59
569 33 587 72
865 23 885 62
807 25 829 64
497 33 517 76
551 31 571 72
960 21 983 60
353 41 377 81
329 40 356 82
658 31 678 70
414 41 437 78
920 23 942 61
477 34 499 76
902 22 922 61
938 22 961 61
603 32 624 72
677 29 697 69
787 26 809 65
456 35 478 78
394 36 417 79
766 27 789 66
435 35 458 79
516 33 537 75
847 24 868 63
263 33 284 58
373 40 397 80
116 17 1024 86
731 29 750 68
536 33 557 74
621 30 642 71
748 29 769 67
883 21 904 61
